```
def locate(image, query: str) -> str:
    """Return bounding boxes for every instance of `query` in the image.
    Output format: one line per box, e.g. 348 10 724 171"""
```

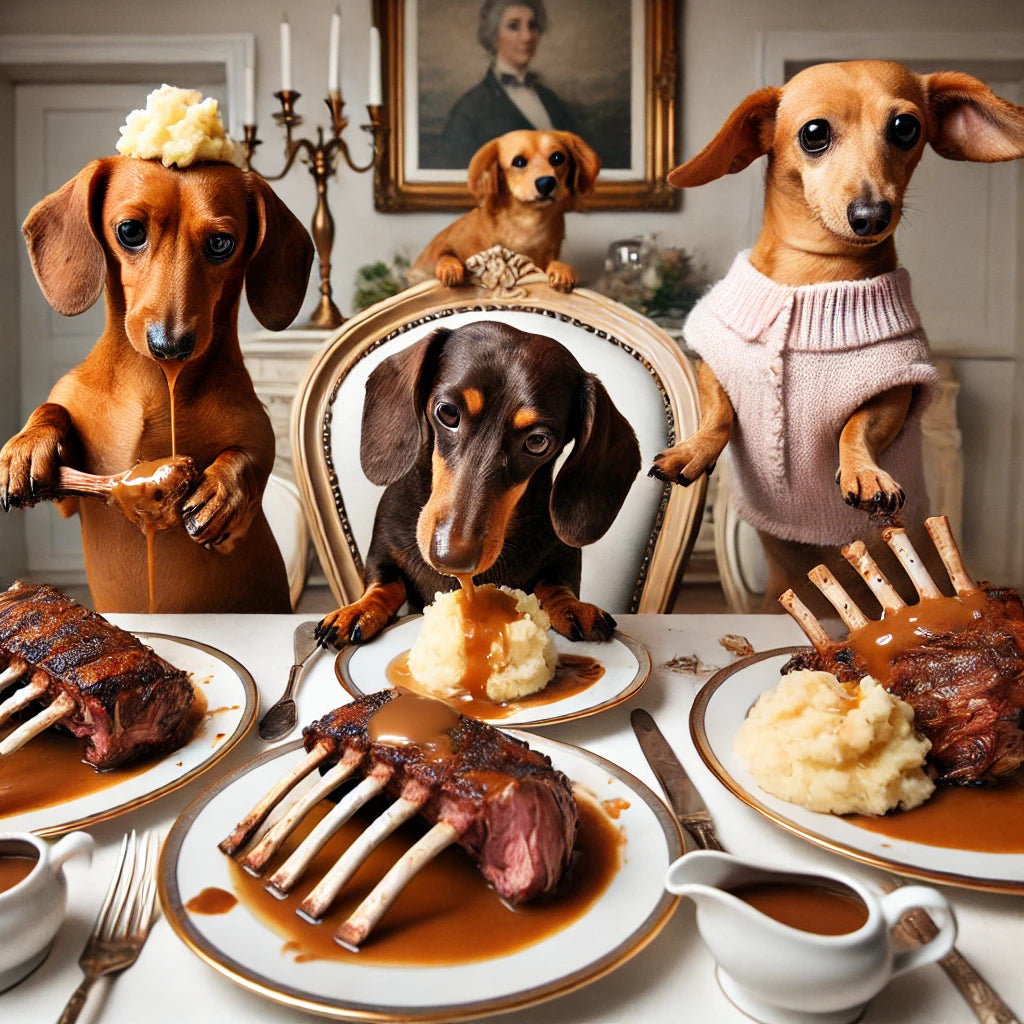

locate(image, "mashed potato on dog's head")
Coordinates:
408 585 557 703
117 84 242 168
734 670 934 816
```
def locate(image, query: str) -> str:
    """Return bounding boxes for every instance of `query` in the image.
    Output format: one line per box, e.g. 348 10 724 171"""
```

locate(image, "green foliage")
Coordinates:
352 255 410 311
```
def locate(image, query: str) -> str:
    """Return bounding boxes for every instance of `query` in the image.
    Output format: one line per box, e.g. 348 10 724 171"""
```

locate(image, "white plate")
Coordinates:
0 633 257 837
691 647 1024 894
160 732 683 1022
334 616 651 726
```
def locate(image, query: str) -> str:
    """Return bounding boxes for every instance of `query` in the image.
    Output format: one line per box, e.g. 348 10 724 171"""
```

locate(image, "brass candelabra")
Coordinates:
242 90 388 329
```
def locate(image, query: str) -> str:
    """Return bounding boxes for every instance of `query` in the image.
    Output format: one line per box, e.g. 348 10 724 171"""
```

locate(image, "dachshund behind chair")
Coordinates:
316 320 640 648
0 156 314 612
650 60 1024 611
408 129 600 292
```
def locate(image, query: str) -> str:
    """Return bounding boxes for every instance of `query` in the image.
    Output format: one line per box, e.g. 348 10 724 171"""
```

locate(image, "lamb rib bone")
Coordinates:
0 692 75 755
265 771 389 897
335 821 461 951
219 741 331 856
0 676 47 727
841 540 906 614
881 526 943 600
778 589 831 654
240 749 363 874
924 515 976 595
297 791 428 923
806 566 869 632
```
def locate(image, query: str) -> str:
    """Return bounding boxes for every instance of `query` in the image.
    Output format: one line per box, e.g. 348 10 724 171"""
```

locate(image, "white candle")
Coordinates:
329 8 341 94
244 65 255 125
280 15 292 92
368 25 382 106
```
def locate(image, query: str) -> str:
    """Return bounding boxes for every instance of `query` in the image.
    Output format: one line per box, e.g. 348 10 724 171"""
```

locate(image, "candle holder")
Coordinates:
242 90 388 330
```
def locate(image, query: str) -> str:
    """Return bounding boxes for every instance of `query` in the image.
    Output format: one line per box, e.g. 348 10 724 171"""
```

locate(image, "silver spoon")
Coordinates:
259 621 322 741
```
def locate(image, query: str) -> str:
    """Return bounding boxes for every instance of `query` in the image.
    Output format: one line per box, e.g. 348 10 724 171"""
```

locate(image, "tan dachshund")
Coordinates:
650 61 1024 611
0 156 314 613
409 129 600 292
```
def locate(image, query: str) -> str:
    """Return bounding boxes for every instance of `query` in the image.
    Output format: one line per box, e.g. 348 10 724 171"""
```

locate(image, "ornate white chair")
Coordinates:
291 247 706 615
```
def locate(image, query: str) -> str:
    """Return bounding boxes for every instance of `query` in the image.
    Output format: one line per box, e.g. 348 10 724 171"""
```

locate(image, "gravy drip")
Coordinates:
851 770 1024 853
0 682 207 817
730 880 868 936
846 590 989 682
186 886 238 915
227 791 623 965
454 578 519 702
0 854 37 894
161 361 183 459
366 690 460 759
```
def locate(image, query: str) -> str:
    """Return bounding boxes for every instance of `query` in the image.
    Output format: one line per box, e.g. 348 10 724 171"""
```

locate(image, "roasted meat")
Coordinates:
0 580 194 768
781 517 1024 784
220 689 580 948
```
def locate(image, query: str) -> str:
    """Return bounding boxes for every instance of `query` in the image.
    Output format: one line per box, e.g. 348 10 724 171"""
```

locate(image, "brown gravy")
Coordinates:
383 652 604 721
850 770 1024 853
0 854 37 893
225 792 623 966
186 886 238 915
367 690 459 757
731 880 868 936
0 682 207 819
846 590 989 682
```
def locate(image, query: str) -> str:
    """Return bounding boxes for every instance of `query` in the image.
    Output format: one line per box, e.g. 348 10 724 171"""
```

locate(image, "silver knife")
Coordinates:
630 707 1020 1024
630 707 722 851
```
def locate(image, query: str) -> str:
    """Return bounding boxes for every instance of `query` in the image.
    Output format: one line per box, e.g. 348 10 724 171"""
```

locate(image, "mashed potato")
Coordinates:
734 670 934 816
117 84 242 168
408 586 557 703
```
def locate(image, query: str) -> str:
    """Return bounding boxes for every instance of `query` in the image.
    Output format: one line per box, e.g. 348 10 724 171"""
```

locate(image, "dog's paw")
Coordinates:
537 588 616 642
0 429 62 510
180 474 256 553
314 583 406 649
435 255 466 288
546 261 577 292
836 464 906 515
648 436 723 487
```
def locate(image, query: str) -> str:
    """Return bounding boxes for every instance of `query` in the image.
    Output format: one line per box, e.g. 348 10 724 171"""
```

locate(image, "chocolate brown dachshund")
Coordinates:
316 320 640 648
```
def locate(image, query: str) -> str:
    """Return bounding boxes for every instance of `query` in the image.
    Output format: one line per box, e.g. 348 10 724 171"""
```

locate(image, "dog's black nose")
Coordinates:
430 521 482 575
847 198 892 237
147 325 196 361
535 175 557 197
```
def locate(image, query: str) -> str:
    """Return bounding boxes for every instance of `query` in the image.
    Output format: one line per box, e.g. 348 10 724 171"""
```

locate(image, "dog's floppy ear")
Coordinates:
244 174 315 330
923 71 1024 162
550 374 641 547
22 158 112 316
360 327 452 486
667 86 780 188
467 138 504 209
558 132 601 206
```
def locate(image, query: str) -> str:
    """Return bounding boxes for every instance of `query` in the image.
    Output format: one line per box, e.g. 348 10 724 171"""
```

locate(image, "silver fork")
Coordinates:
56 830 160 1024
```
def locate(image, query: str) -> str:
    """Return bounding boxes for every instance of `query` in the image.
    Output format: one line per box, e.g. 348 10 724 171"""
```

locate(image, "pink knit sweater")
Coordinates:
684 252 941 545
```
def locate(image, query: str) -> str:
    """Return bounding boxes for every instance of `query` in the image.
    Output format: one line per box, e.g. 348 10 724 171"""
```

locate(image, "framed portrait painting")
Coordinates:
371 0 678 211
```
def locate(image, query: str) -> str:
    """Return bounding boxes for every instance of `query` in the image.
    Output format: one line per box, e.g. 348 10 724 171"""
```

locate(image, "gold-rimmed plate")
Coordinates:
691 647 1024 895
0 633 257 837
159 731 683 1022
332 616 651 727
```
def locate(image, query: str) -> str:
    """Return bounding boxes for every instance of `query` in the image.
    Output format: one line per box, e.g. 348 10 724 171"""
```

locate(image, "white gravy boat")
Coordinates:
665 849 956 1024
0 830 93 992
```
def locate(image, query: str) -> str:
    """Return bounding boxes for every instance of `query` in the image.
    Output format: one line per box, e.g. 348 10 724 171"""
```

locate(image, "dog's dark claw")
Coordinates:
677 474 692 487
349 622 363 644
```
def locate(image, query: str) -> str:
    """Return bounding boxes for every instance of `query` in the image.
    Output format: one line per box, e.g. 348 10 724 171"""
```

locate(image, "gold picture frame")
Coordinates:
371 0 678 211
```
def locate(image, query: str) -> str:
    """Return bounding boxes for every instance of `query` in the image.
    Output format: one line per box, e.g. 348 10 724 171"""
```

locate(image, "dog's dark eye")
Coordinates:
798 119 831 154
434 402 460 429
524 431 551 456
115 220 147 251
888 113 921 151
511 155 528 168
548 151 565 167
205 233 236 263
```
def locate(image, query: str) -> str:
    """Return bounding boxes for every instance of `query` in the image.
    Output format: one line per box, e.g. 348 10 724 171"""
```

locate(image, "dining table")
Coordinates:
2 610 1020 1024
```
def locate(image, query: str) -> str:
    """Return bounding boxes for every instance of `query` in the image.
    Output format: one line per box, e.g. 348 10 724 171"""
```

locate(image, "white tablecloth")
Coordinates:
3 613 1020 1024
